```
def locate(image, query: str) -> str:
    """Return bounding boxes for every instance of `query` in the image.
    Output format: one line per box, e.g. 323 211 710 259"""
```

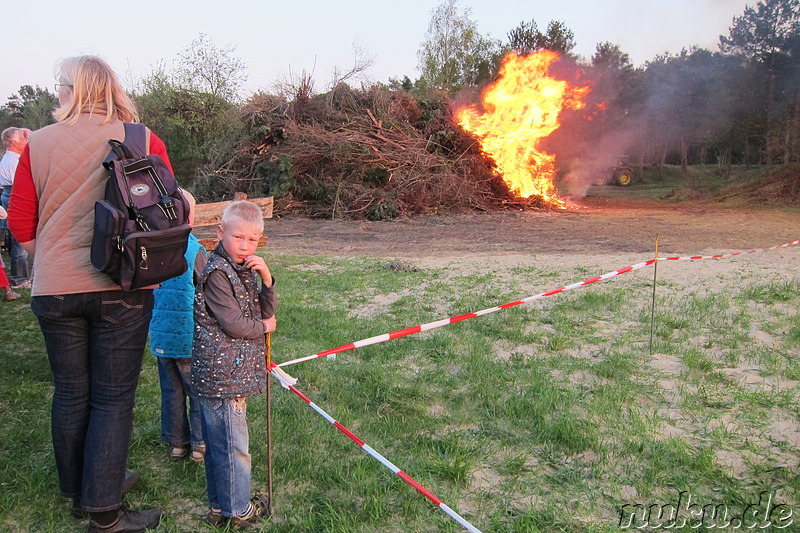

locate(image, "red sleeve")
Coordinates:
149 131 174 175
7 146 38 243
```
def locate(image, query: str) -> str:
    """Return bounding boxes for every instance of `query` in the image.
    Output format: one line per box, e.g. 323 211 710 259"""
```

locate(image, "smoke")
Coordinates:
559 127 641 199
553 47 764 200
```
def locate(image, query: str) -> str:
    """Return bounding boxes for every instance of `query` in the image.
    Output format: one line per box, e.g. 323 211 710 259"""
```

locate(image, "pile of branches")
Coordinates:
714 163 800 206
198 83 510 219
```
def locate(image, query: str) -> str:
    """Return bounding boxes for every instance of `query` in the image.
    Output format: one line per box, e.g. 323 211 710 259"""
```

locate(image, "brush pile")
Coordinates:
714 164 800 206
194 83 510 219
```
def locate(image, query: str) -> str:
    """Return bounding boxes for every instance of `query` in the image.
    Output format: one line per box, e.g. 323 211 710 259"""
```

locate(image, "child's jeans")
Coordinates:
199 396 251 517
157 356 204 450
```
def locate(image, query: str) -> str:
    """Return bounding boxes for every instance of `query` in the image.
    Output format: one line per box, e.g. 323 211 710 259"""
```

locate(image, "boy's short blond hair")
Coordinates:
221 201 264 232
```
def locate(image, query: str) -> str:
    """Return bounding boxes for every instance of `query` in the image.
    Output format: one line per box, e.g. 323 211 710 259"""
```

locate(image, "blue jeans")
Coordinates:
31 289 154 512
1 187 30 286
199 396 251 517
156 356 204 449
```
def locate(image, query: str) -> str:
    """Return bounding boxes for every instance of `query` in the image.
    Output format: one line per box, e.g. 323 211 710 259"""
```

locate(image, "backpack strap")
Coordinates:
122 123 148 158
104 123 147 162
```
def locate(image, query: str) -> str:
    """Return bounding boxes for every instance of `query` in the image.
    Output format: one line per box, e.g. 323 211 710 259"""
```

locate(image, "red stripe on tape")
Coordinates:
318 344 356 357
450 312 478 323
498 300 524 309
616 267 633 274
397 471 442 505
543 287 565 296
334 421 365 446
389 325 422 339
290 386 313 405
581 276 603 285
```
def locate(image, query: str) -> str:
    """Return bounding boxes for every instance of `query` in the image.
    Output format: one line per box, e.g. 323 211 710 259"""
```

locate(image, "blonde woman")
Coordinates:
8 55 170 533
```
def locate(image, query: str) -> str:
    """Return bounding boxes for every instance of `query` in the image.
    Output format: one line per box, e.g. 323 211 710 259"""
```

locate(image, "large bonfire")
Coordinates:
456 50 589 208
201 51 590 219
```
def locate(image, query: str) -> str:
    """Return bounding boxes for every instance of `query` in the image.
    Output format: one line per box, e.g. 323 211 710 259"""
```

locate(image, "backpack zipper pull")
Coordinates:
139 246 149 270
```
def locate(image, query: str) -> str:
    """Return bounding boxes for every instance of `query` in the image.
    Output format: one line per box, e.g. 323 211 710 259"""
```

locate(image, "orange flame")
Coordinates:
456 50 588 208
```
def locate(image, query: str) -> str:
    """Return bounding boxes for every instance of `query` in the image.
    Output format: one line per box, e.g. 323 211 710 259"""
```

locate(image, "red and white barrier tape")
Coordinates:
268 363 482 533
659 239 799 262
278 239 800 369
278 259 658 368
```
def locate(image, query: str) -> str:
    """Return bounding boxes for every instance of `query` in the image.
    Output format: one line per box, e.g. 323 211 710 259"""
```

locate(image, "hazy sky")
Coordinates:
2 0 752 100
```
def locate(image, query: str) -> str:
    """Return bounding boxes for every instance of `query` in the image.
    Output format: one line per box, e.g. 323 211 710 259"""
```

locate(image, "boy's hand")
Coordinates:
244 255 273 286
263 315 277 333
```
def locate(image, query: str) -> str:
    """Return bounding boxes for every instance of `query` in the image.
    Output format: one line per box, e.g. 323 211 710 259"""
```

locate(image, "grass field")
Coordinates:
1 243 798 532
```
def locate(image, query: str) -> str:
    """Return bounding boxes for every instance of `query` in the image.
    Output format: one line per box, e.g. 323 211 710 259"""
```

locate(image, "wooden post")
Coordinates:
265 332 274 515
649 234 659 355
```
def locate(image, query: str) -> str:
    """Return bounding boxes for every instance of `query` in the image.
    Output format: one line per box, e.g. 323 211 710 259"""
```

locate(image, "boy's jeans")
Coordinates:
199 396 251 517
157 356 204 449
31 290 153 512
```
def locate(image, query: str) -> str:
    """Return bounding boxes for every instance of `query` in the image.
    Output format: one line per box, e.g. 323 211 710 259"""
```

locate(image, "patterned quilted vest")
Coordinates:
192 243 267 398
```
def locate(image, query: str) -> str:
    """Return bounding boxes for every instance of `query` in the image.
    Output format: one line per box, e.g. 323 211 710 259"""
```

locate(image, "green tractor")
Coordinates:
593 165 635 187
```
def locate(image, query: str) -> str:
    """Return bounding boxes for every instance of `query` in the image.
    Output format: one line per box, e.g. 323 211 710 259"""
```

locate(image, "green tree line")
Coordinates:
2 0 798 197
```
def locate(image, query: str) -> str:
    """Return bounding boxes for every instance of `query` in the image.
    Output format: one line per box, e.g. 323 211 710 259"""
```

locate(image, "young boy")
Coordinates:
192 200 276 530
149 190 207 462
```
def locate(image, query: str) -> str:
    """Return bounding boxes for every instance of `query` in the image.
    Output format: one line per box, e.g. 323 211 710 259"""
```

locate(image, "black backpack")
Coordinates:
90 123 192 290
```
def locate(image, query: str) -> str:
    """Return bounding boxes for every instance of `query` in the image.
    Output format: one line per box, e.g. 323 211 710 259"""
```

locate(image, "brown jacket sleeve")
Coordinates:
203 270 277 339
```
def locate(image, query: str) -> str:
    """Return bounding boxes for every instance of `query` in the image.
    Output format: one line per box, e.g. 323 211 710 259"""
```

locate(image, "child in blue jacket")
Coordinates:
148 190 207 461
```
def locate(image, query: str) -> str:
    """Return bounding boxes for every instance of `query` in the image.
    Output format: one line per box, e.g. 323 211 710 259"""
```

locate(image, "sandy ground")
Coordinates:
193 194 800 291
198 196 799 259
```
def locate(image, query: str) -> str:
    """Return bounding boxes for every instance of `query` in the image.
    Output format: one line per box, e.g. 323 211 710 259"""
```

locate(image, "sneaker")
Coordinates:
206 509 224 527
86 507 161 532
210 494 270 530
250 492 270 518
170 446 187 460
228 515 257 530
208 510 256 530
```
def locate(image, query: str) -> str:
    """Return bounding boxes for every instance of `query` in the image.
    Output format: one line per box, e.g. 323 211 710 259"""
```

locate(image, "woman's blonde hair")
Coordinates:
53 55 139 125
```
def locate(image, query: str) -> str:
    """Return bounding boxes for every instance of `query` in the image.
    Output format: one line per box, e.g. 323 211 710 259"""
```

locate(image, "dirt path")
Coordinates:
195 196 799 259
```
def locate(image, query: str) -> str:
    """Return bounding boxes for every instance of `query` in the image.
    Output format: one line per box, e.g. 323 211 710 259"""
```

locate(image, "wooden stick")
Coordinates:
366 109 382 128
265 332 274 515
649 234 659 355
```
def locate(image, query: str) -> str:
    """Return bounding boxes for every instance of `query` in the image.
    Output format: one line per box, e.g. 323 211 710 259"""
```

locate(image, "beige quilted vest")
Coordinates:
28 114 149 296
